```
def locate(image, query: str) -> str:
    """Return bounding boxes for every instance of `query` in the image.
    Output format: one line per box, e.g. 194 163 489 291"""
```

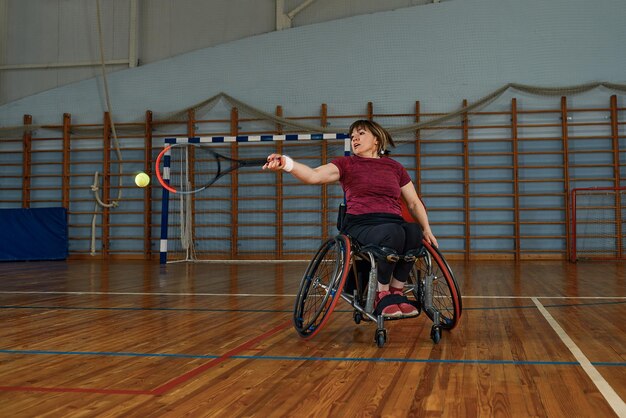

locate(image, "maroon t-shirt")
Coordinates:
331 155 411 216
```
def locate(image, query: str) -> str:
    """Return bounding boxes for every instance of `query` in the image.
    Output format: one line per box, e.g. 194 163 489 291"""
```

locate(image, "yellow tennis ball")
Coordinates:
135 172 150 188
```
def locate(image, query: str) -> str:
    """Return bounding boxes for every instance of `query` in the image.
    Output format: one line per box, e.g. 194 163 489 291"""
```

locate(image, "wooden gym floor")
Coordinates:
0 259 624 417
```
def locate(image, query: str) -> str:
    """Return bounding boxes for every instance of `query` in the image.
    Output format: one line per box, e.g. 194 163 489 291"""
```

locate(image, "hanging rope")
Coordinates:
92 0 123 209
90 0 125 255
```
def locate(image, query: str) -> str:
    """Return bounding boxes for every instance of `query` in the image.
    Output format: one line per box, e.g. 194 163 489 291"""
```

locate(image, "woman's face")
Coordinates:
350 126 379 158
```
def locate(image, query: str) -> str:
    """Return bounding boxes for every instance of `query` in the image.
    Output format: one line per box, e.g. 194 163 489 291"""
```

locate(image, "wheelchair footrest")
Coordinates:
373 294 420 316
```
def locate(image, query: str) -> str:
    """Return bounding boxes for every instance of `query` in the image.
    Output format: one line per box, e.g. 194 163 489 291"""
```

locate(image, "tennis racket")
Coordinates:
156 143 269 194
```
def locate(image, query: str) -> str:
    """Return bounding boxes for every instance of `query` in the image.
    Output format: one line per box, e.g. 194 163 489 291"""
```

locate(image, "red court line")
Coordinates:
152 320 291 395
0 320 292 395
0 386 153 395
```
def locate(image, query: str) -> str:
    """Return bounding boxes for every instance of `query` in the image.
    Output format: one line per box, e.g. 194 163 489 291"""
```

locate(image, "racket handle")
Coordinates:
247 158 273 166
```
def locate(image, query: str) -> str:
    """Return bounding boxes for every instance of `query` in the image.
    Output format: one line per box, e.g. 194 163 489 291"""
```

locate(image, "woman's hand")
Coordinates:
263 154 285 171
423 229 439 248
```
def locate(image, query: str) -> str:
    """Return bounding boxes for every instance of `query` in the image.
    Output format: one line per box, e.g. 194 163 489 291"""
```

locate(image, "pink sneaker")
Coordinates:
375 290 402 318
390 286 418 317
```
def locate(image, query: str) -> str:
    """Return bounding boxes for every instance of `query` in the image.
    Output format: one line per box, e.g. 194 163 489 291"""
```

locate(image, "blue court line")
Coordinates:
542 300 626 309
461 300 626 311
0 348 623 367
230 355 625 367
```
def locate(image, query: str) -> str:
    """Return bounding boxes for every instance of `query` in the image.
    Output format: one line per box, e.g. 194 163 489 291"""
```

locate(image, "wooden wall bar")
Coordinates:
414 101 422 196
462 100 471 261
560 97 572 259
102 112 112 257
230 107 239 259
320 103 329 241
21 115 32 208
62 113 71 209
144 111 154 259
0 96 624 260
511 98 521 260
275 105 285 259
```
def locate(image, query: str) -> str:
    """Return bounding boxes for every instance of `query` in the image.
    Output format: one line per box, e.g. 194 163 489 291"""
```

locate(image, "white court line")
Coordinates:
541 297 626 299
0 291 625 299
462 296 626 300
0 290 623 412
532 297 626 417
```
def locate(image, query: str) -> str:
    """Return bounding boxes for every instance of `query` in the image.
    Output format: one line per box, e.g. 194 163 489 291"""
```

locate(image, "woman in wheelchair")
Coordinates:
264 119 437 319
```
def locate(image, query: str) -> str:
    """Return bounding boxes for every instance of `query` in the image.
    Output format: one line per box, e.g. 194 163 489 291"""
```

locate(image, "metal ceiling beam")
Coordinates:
276 0 318 31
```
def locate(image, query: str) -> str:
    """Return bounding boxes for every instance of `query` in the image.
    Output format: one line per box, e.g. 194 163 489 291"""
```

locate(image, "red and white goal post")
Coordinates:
570 186 626 262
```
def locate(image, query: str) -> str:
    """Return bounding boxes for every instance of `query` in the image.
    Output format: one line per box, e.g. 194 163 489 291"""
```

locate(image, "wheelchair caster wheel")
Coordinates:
375 329 387 348
430 325 441 344
353 311 362 324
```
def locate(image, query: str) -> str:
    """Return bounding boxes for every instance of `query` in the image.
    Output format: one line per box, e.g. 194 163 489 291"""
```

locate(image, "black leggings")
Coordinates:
343 214 423 285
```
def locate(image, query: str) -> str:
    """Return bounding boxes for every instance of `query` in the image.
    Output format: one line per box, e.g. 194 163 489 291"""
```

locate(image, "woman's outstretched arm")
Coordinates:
263 153 340 185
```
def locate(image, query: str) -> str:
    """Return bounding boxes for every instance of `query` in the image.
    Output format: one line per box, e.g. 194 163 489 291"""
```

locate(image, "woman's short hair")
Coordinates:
348 119 396 155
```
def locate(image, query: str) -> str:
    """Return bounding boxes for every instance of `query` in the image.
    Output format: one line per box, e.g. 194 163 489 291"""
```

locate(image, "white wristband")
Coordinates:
282 155 294 172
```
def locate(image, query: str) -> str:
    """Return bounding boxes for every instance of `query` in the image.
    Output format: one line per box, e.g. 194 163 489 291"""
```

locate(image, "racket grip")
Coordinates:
249 158 272 166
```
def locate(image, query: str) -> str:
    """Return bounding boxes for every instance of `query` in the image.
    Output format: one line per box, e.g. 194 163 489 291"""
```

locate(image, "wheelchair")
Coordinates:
293 206 462 348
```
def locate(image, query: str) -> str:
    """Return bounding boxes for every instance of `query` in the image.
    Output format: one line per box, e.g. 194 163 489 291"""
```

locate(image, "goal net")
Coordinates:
159 134 349 263
570 187 626 262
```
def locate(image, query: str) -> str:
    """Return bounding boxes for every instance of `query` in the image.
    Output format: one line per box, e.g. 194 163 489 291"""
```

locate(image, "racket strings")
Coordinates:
168 145 224 194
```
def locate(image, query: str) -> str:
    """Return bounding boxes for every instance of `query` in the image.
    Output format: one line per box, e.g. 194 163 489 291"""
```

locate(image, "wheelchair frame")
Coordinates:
293 234 462 347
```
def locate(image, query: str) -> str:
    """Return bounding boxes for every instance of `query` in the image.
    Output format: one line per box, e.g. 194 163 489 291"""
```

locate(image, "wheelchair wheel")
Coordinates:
411 241 462 330
293 234 351 339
